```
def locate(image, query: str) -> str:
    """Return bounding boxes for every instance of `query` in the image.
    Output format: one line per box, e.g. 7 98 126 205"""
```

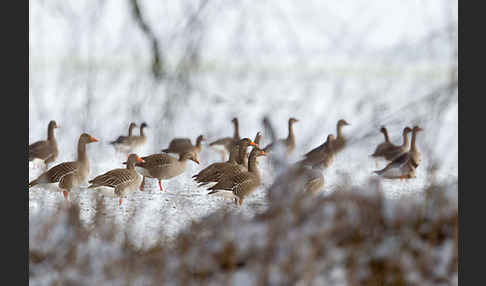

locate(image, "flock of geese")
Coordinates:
28 118 423 206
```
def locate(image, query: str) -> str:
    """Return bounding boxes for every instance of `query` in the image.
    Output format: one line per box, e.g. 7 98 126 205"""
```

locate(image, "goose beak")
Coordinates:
260 151 266 156
136 157 145 163
89 136 99 142
193 158 200 164
249 141 258 147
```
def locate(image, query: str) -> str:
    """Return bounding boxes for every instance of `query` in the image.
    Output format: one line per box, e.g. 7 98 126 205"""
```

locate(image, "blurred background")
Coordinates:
29 0 457 175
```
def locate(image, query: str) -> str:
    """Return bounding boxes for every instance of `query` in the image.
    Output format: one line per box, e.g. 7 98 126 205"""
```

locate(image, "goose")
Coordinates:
135 151 199 191
88 154 144 205
263 118 298 155
209 118 240 161
304 119 349 158
193 138 257 186
207 147 266 205
162 135 204 156
370 126 393 157
300 134 335 169
380 127 412 161
110 122 137 155
28 133 98 200
29 120 59 169
374 126 424 179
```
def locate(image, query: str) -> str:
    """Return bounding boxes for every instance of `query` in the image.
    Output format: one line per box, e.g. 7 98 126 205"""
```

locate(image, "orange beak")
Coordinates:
193 158 200 164
249 141 258 147
136 157 145 163
260 151 266 156
89 136 99 142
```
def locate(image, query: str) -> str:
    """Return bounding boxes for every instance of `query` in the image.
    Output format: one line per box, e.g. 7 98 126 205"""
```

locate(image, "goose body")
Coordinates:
207 147 266 205
209 118 240 161
301 134 335 169
263 118 298 155
29 120 59 168
136 151 199 191
88 154 144 205
28 133 98 200
371 126 394 157
193 138 256 186
163 135 204 156
374 126 423 179
305 119 349 158
380 127 412 161
110 122 138 154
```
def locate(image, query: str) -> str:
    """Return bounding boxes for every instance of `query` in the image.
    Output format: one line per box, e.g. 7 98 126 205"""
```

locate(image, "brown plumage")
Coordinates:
193 138 257 186
305 120 349 158
263 117 298 155
371 126 394 157
380 127 412 161
136 151 199 191
110 122 137 154
130 122 148 151
209 118 240 161
332 119 350 153
162 135 204 156
88 154 144 205
207 147 266 205
28 133 98 200
29 120 59 168
374 126 423 179
300 134 335 169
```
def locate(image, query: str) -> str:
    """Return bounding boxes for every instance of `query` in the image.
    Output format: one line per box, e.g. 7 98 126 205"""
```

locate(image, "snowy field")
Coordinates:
29 0 457 284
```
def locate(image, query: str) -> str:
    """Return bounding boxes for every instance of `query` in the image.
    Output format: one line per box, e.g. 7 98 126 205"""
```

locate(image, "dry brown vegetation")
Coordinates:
29 168 457 285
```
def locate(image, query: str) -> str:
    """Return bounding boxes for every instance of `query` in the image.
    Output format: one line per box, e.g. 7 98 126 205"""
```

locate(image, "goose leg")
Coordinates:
140 177 145 191
158 180 164 191
220 150 226 161
63 191 69 200
119 198 123 206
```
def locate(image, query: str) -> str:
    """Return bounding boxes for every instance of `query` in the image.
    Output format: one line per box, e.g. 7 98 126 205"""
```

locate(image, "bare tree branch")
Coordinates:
129 0 165 80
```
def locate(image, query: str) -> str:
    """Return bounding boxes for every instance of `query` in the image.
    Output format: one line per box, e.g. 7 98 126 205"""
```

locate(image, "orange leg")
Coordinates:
63 191 69 200
140 176 145 191
158 179 164 191
119 198 123 206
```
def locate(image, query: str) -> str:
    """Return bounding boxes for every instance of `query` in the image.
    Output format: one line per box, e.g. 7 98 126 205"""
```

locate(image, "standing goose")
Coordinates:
28 133 98 200
370 126 394 157
136 151 199 191
263 117 299 155
305 119 349 158
130 122 148 151
207 147 266 205
29 120 59 169
380 127 412 161
88 154 145 206
374 126 424 179
193 138 257 186
110 122 137 154
300 134 335 169
209 118 240 161
162 135 205 156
